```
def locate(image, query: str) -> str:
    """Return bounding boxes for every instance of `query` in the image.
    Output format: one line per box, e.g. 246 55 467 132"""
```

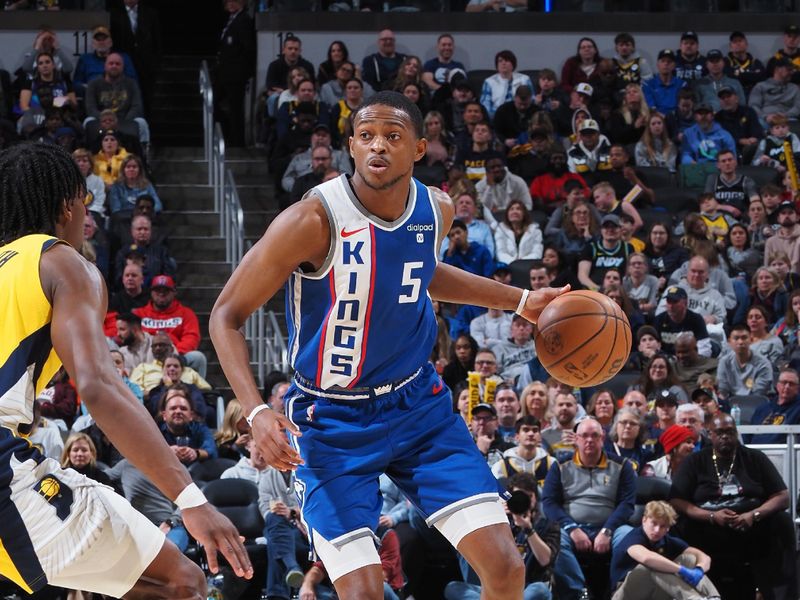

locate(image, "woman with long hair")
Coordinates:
637 354 689 404
680 213 710 254
330 77 365 142
634 112 676 171
390 55 426 94
452 382 470 424
317 40 350 85
18 51 77 115
60 432 113 486
560 37 601 93
402 81 429 115
214 398 250 460
609 83 650 145
772 288 800 350
604 283 645 333
72 147 106 222
494 200 543 264
442 334 478 391
643 222 689 289
108 153 161 217
725 222 761 280
519 381 552 423
605 407 653 472
747 266 788 326
747 305 784 365
422 110 454 168
551 199 598 256
586 388 617 432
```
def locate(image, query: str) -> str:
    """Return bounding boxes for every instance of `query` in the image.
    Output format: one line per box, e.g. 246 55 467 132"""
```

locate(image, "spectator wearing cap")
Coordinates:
560 37 602 95
691 386 721 427
749 58 800 122
641 425 696 480
280 123 352 194
748 366 800 443
643 50 687 116
73 25 138 98
491 315 536 383
680 102 736 165
442 219 495 278
577 212 635 292
470 402 514 468
714 85 764 163
93 129 130 187
476 155 532 214
695 50 746 112
627 325 662 372
493 85 539 150
569 82 594 114
716 323 774 400
480 50 533 119
767 24 800 83
134 275 206 377
421 33 465 92
566 118 612 183
673 332 718 393
650 390 679 434
656 256 727 329
655 286 713 357
724 31 766 97
674 31 707 84
763 200 800 268
612 32 653 85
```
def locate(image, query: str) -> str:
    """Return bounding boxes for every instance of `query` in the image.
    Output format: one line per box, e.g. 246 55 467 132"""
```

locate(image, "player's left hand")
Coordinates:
520 285 571 325
182 503 254 579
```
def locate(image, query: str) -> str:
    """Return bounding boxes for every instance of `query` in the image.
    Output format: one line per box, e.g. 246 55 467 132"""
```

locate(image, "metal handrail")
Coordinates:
222 168 244 268
199 61 213 180
212 123 225 216
256 309 289 388
739 425 800 528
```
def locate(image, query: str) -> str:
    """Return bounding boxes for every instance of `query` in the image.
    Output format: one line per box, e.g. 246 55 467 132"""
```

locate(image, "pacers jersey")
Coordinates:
286 175 441 389
0 235 64 440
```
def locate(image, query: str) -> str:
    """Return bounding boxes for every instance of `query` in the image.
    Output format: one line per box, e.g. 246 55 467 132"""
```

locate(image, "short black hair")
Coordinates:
515 415 541 432
352 90 424 138
450 219 467 232
116 312 142 327
0 143 86 245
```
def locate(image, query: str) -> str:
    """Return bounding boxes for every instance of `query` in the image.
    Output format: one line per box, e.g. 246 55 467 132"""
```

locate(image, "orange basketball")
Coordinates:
534 290 631 387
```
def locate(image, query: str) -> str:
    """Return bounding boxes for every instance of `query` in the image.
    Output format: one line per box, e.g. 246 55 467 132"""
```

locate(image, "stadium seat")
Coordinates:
604 372 641 399
638 208 674 233
652 187 698 214
413 163 447 186
466 69 495 98
509 259 535 289
520 69 540 84
678 163 717 189
728 394 769 425
629 475 672 526
739 165 779 188
189 457 237 485
636 166 674 189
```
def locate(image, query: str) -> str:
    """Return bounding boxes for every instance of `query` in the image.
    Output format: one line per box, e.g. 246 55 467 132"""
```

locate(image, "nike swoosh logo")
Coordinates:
432 381 443 395
341 226 368 238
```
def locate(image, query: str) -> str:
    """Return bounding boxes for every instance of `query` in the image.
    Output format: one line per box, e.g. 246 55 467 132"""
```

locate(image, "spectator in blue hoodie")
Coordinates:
681 104 737 165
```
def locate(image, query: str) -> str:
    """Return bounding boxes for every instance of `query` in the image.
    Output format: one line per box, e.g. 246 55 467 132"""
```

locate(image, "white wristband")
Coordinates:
246 403 272 427
515 289 530 315
175 482 207 510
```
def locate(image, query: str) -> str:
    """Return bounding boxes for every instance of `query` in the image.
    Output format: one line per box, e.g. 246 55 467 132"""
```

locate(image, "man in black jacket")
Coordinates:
214 0 256 146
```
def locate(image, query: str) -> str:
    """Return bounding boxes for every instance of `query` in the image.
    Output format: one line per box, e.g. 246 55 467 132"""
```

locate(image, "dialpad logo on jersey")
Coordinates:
32 475 73 521
407 224 434 232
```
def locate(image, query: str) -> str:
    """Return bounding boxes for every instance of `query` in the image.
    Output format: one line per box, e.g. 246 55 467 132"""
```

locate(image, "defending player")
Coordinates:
0 143 252 599
210 91 567 600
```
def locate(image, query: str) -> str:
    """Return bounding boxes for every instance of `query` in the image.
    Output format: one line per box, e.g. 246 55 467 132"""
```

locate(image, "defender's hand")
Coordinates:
252 408 304 471
520 285 571 324
182 503 254 579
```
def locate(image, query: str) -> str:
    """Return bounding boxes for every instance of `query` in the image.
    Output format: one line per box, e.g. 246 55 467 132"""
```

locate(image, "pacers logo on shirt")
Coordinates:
33 475 73 521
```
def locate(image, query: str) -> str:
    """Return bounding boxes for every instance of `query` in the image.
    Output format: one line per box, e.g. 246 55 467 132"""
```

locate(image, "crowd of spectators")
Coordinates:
8 8 800 600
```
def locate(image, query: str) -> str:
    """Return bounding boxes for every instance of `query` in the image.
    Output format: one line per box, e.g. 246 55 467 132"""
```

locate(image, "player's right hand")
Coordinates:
252 409 304 471
182 503 253 579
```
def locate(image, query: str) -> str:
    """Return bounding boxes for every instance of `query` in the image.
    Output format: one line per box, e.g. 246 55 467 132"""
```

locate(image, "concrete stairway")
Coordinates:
150 146 283 391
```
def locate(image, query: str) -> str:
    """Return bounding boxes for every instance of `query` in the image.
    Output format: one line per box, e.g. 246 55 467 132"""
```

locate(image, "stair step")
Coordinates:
158 184 272 211
152 158 267 178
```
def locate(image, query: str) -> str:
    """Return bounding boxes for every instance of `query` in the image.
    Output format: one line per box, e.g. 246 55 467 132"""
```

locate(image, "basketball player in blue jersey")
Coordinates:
210 91 568 599
0 143 251 598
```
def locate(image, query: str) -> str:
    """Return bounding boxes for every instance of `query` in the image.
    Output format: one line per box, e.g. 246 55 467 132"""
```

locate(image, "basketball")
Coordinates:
535 290 631 387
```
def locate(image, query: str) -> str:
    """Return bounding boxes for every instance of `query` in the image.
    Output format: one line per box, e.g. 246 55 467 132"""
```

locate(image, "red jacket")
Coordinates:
134 300 201 354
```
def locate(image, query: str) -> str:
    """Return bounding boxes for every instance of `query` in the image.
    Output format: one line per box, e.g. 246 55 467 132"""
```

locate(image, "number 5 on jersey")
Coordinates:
399 262 423 304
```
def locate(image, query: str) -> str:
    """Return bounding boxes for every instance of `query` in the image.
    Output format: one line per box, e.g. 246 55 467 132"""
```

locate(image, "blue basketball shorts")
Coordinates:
285 362 504 548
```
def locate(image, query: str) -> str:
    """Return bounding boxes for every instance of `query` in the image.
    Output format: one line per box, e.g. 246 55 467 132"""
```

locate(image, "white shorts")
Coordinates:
313 497 508 583
2 453 165 597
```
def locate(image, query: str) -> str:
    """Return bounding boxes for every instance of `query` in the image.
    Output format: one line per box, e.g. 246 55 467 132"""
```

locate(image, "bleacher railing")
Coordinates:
200 63 287 390
739 425 800 530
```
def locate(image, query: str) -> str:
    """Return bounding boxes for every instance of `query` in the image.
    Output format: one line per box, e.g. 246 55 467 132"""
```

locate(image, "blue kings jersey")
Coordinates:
286 175 441 389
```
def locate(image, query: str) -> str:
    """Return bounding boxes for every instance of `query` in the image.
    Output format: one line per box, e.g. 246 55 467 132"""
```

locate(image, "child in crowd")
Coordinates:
752 113 800 175
697 193 738 245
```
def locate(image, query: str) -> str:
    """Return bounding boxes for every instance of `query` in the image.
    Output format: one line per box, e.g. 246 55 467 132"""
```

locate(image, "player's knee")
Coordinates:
164 558 206 598
480 541 525 585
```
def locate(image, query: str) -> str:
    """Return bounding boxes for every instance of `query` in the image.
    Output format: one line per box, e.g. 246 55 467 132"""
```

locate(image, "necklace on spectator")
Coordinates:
712 448 736 484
